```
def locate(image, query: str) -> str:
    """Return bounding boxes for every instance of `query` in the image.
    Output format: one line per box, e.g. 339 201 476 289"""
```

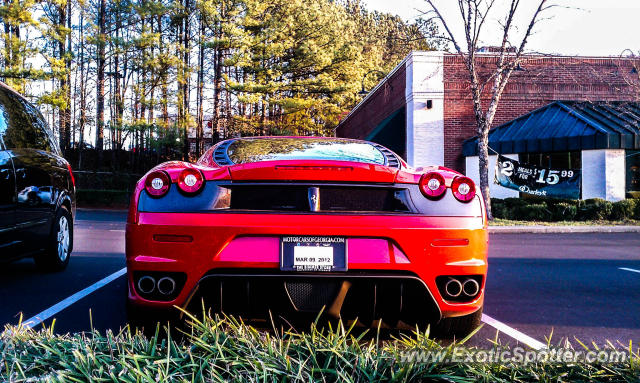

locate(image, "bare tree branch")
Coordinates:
425 0 463 54
422 0 552 219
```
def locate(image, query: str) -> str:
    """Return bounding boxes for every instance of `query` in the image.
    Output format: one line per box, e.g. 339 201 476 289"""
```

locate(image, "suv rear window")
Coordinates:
0 87 57 154
225 138 386 165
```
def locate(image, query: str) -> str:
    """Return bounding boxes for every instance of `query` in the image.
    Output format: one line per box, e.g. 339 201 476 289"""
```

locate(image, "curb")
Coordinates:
489 225 640 234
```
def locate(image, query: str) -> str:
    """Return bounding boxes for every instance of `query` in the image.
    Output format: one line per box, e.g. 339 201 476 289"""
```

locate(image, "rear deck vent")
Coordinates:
213 141 234 166
372 144 401 169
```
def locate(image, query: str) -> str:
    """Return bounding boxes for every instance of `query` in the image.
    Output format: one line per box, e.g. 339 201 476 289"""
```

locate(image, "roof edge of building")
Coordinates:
443 51 640 61
337 50 638 133
335 52 414 131
462 100 640 156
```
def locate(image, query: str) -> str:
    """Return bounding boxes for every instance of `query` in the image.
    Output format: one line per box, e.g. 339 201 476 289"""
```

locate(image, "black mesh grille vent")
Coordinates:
285 281 340 312
320 187 410 212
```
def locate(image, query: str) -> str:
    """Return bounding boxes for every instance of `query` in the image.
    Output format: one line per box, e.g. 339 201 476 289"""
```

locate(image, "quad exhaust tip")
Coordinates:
137 276 156 294
137 275 176 296
157 277 176 295
443 277 480 299
462 278 480 297
444 278 463 297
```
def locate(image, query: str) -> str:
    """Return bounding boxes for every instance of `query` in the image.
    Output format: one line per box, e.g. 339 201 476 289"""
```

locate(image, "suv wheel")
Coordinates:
35 206 73 271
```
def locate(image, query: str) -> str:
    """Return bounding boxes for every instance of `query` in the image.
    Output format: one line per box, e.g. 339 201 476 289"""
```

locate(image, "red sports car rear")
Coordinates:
126 137 488 336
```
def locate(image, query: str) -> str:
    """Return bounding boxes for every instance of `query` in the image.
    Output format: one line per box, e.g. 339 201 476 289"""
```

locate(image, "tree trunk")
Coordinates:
148 17 155 125
212 10 223 145
95 0 106 165
114 5 123 150
158 15 169 130
477 121 491 219
58 2 71 153
182 0 190 160
3 2 10 71
66 0 72 147
78 8 86 168
196 13 205 157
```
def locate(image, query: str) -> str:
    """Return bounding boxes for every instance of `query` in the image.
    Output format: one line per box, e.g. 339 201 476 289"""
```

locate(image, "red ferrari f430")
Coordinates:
126 137 488 336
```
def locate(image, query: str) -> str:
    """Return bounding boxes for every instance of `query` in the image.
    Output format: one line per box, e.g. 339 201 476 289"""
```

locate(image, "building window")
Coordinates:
519 151 581 170
627 150 640 192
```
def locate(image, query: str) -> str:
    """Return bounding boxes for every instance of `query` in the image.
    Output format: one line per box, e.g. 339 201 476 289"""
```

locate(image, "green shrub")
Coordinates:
546 198 579 208
610 199 637 220
550 202 577 221
512 203 551 221
491 197 640 222
502 197 529 210
490 199 509 219
576 199 613 221
627 191 640 199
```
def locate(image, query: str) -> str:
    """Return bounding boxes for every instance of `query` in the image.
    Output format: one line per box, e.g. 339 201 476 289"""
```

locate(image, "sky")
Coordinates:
361 0 640 57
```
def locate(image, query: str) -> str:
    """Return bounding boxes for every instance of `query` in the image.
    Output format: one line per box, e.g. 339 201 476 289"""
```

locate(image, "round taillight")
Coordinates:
177 168 204 194
145 171 171 198
451 176 476 202
419 172 447 199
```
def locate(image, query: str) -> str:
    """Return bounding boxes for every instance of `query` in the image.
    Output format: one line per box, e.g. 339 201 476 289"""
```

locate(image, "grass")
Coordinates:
1 312 638 382
490 218 640 226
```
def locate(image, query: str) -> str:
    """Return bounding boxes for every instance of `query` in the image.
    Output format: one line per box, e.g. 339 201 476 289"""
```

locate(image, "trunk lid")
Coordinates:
228 160 398 183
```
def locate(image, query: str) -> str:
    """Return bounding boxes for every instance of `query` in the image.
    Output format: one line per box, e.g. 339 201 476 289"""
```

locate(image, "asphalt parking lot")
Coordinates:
1 210 639 349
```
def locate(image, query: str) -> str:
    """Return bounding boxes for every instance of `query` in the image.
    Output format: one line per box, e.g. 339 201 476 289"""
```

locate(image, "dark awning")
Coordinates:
463 101 640 156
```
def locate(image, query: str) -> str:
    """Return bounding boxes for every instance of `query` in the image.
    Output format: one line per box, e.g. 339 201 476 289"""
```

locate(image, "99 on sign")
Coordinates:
534 169 574 185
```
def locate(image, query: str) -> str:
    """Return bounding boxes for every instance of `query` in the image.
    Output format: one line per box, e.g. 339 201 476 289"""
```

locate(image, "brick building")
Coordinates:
336 51 640 200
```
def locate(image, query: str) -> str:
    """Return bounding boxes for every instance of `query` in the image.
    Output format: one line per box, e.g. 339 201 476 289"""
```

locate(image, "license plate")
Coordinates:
280 236 347 272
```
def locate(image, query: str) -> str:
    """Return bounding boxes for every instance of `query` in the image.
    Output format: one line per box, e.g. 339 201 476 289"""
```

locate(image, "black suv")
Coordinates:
0 83 75 271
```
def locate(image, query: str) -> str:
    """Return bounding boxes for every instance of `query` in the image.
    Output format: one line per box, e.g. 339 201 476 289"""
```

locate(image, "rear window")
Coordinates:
225 138 386 165
0 86 58 154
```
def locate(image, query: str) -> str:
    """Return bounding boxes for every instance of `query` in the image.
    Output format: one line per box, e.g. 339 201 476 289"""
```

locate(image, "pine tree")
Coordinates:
0 0 436 167
0 0 40 92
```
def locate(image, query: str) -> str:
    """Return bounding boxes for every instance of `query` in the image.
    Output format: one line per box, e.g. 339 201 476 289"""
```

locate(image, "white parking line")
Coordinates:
20 265 549 350
481 314 547 350
22 267 127 329
620 267 640 274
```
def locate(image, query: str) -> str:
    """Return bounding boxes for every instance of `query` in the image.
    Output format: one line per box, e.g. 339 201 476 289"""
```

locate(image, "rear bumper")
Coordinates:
126 212 488 321
191 271 442 328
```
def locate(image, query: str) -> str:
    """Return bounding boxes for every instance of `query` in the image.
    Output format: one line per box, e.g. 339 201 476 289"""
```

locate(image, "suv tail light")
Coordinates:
451 176 476 202
177 168 204 194
66 163 75 188
145 170 171 197
419 172 446 199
